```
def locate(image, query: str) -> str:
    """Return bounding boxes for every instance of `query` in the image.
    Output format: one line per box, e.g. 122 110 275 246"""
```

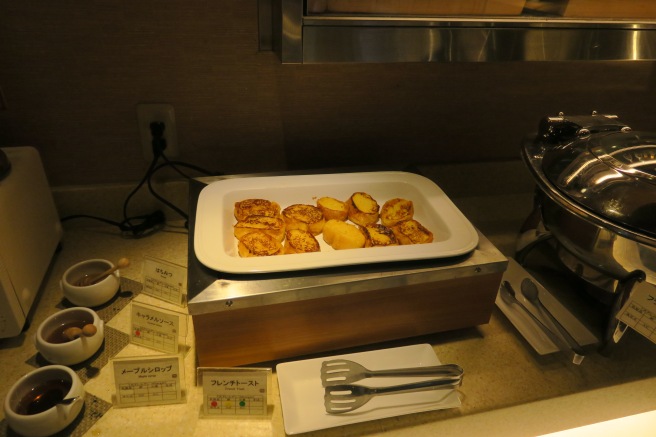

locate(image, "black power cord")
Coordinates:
61 121 221 237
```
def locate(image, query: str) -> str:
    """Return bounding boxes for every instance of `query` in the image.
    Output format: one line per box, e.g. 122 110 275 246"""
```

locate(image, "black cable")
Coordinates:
61 121 220 237
158 154 216 178
110 123 167 237
147 169 188 222
60 214 123 228
145 154 223 226
59 157 160 237
122 150 161 231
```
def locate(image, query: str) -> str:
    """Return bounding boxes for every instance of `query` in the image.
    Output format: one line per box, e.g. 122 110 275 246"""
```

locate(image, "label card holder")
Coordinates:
197 367 271 418
617 281 656 344
141 255 187 306
130 301 189 355
112 354 185 408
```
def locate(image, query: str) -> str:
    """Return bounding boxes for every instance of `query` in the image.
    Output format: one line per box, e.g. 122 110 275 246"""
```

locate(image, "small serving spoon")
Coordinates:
27 394 80 415
76 258 129 286
57 396 80 406
63 324 98 341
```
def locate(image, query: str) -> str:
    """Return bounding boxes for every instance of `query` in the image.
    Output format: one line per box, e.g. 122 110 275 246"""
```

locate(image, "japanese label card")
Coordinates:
130 301 188 354
112 355 185 408
617 281 656 344
197 367 271 418
142 255 187 306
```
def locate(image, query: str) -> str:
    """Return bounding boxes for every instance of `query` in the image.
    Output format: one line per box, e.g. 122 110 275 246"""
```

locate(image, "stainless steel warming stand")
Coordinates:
517 112 656 352
186 174 508 367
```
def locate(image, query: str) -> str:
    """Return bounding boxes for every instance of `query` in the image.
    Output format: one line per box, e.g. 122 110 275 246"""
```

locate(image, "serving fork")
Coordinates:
324 376 463 414
321 359 463 387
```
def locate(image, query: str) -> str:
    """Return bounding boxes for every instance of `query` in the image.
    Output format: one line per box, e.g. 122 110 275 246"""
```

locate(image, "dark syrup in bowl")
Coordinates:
15 379 72 415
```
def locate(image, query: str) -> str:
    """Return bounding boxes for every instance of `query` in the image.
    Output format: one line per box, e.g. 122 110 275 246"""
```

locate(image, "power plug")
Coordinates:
150 121 167 156
137 103 179 161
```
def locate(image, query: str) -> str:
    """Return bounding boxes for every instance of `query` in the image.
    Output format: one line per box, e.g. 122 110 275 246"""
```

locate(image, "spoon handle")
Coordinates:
85 258 129 285
58 396 80 405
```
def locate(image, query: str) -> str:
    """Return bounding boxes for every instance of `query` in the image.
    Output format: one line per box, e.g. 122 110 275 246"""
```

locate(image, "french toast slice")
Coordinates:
234 199 281 221
363 224 398 247
237 231 284 257
391 219 434 245
282 204 326 235
316 196 348 221
234 215 285 242
380 198 414 227
323 219 366 250
347 192 380 226
284 229 321 254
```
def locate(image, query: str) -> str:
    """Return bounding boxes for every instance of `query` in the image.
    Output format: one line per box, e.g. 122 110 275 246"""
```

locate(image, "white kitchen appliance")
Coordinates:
0 146 62 338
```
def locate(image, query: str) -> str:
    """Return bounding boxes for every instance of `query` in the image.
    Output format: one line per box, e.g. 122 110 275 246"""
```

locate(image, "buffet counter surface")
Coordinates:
1 163 655 436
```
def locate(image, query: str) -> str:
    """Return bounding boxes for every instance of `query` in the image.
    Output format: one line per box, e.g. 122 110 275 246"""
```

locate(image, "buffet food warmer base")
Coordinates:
186 176 508 368
516 112 656 353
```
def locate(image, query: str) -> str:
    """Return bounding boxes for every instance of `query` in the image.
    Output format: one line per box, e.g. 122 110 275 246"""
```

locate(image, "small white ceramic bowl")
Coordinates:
61 259 120 307
35 307 104 366
3 365 85 437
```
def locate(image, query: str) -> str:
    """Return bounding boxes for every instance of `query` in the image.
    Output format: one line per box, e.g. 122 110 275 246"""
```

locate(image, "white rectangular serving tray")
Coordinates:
276 344 461 435
194 171 479 274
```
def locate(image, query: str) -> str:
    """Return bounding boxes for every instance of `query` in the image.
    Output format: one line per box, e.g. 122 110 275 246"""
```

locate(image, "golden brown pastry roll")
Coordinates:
234 215 285 242
380 198 414 227
392 219 434 245
284 229 321 254
234 199 281 221
323 219 366 250
362 223 398 247
347 192 380 226
317 196 349 221
237 231 284 257
282 204 326 235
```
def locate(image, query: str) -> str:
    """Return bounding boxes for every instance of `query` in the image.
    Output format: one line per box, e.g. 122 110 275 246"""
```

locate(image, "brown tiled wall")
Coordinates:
1 1 655 186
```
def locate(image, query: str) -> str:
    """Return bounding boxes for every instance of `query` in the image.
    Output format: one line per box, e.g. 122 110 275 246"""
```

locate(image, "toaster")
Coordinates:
0 146 62 338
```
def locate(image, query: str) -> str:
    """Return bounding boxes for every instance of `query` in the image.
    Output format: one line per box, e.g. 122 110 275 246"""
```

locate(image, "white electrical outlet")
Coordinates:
136 103 179 161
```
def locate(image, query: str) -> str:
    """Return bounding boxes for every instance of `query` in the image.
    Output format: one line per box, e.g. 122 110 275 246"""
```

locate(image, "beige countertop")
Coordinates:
2 165 656 436
2 224 655 437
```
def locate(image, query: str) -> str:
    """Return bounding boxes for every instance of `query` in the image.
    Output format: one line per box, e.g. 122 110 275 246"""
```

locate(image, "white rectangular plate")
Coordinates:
276 344 461 435
194 171 479 274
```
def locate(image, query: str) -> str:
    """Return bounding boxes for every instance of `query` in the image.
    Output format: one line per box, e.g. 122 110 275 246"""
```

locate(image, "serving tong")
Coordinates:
321 359 464 414
500 280 585 365
321 359 463 387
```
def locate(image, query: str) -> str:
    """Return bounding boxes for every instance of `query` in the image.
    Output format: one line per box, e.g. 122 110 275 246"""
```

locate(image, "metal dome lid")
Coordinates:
523 112 656 239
